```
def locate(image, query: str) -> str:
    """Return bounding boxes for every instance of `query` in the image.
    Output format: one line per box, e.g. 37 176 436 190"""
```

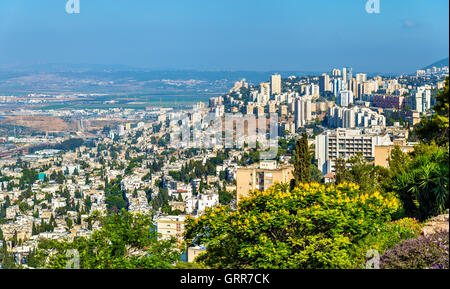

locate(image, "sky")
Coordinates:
0 0 448 73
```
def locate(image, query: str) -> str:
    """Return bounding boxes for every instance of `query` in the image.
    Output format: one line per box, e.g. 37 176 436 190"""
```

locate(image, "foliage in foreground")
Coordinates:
391 143 449 221
415 76 449 147
35 210 180 269
381 230 449 269
349 217 423 267
185 182 403 269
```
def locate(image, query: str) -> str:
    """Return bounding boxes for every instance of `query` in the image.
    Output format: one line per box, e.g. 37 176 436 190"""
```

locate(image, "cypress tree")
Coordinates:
32 222 37 236
293 133 311 188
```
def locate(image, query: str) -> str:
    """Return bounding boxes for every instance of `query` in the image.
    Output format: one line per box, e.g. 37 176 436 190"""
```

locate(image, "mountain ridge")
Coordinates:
422 57 449 70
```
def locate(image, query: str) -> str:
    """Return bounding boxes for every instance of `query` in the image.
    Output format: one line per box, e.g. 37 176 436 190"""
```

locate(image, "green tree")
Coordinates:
36 210 180 269
185 183 401 269
335 158 351 184
388 146 412 176
65 218 73 231
292 133 310 188
392 143 449 221
415 77 449 146
347 154 390 194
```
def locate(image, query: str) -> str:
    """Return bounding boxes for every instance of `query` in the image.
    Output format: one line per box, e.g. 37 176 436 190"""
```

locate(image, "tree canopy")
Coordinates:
185 182 401 269
35 210 180 269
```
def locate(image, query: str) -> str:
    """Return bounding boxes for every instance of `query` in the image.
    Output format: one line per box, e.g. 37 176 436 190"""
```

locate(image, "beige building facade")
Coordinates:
236 161 294 203
374 145 415 168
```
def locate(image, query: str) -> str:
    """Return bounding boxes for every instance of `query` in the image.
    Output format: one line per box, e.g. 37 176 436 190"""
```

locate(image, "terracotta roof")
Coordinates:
323 172 336 179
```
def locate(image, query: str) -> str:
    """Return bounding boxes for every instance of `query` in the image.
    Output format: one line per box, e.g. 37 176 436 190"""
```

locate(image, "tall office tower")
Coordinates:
319 73 331 93
356 73 367 83
332 69 342 77
271 74 282 95
333 78 344 97
338 90 354 107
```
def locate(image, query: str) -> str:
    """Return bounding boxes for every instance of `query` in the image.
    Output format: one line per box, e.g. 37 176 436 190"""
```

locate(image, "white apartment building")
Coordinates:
185 192 219 215
328 106 386 129
294 96 312 129
333 78 345 97
409 87 432 113
338 90 354 107
315 128 392 175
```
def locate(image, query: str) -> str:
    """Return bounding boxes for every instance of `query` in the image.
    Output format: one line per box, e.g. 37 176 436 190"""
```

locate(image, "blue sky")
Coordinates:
0 0 448 73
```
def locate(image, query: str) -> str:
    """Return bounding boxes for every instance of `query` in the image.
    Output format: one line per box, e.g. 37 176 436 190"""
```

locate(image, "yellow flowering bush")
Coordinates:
184 182 401 269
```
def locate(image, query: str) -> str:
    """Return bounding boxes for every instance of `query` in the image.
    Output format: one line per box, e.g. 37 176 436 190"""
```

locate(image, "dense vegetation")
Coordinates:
31 210 180 269
185 182 421 269
183 78 449 269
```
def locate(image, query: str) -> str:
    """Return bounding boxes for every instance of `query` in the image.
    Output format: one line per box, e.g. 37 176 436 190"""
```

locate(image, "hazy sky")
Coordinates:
0 0 448 73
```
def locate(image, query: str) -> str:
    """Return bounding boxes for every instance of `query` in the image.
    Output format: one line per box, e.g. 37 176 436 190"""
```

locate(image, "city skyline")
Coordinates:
0 0 448 274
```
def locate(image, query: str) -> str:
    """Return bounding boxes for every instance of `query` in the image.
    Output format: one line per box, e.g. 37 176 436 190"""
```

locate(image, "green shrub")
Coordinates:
185 182 401 269
392 144 449 221
350 217 423 267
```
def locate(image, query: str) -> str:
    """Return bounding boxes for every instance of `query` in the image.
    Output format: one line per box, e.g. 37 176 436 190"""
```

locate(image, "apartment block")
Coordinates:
236 160 294 203
156 215 186 244
315 129 392 175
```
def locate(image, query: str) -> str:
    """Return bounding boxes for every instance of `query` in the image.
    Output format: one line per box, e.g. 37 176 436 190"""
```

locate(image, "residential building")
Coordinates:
333 78 345 97
338 90 354 107
236 160 294 203
315 128 392 175
374 144 415 168
294 96 312 129
156 215 186 244
373 95 405 109
271 74 282 95
328 106 386 129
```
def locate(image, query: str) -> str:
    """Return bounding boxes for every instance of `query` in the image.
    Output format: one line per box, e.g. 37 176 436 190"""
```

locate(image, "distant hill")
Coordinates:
422 57 449 70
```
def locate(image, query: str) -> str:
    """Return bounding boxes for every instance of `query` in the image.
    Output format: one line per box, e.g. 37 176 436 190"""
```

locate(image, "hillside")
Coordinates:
422 57 449 70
